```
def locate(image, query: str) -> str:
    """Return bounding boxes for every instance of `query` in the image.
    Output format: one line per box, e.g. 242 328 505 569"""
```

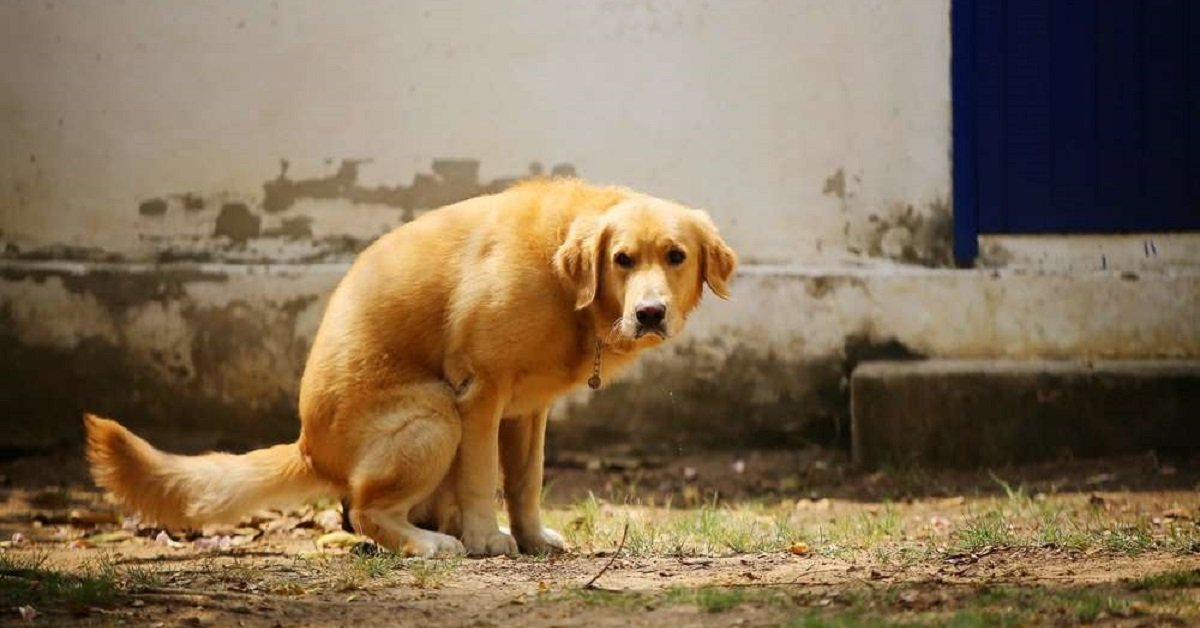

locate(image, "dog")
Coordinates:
84 178 736 557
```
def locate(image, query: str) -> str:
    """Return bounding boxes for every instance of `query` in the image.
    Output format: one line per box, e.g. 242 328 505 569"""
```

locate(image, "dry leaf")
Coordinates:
788 542 810 555
87 530 134 544
155 530 186 549
316 530 366 549
18 605 39 623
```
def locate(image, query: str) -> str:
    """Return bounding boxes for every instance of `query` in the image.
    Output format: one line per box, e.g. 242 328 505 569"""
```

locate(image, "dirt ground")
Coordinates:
2 447 1199 626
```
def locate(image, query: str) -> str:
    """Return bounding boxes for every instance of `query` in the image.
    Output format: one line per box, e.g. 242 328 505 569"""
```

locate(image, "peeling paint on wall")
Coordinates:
822 168 846 200
825 165 953 267
57 158 583 265
138 198 168 217
261 158 576 216
865 199 953 267
3 159 579 265
214 203 262 243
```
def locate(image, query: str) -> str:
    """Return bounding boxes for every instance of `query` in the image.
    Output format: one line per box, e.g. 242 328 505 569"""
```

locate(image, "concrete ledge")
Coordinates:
851 360 1200 469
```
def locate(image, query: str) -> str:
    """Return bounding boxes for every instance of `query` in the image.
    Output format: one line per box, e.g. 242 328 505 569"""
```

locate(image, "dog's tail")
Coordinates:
83 413 334 528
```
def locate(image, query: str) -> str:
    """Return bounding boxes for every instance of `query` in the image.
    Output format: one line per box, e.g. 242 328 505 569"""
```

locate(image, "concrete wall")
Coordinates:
1 0 952 266
2 0 1197 454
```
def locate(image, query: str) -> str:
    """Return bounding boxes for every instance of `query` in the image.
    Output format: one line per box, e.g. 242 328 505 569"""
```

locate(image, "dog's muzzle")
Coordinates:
633 299 668 338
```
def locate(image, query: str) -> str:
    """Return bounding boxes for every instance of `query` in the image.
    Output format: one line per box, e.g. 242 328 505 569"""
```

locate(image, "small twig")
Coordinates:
583 522 629 590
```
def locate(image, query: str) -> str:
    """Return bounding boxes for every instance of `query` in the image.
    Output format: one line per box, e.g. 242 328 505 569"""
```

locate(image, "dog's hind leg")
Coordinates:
346 381 465 557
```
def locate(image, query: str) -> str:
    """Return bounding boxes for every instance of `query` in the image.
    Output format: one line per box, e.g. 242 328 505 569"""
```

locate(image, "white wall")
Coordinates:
0 0 952 265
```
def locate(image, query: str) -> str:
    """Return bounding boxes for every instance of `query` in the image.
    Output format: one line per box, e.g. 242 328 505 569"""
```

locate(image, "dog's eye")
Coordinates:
614 252 634 269
667 249 686 266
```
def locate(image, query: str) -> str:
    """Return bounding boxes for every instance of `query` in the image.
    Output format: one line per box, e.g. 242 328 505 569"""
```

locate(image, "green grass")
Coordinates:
0 552 122 609
545 484 1200 564
551 493 807 557
320 550 461 591
951 509 1015 552
662 586 752 613
973 585 1136 623
408 557 462 589
1130 568 1200 591
780 581 1182 628
787 609 924 628
563 585 779 614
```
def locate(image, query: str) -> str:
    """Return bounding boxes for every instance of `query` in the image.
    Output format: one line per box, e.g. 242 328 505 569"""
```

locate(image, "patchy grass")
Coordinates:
951 510 1016 552
1130 568 1200 591
781 582 1191 627
971 585 1134 623
551 493 803 557
547 484 1200 564
562 585 779 614
324 553 400 591
663 586 753 613
408 557 462 589
3 462 1199 626
315 550 460 591
0 552 122 609
556 580 1194 626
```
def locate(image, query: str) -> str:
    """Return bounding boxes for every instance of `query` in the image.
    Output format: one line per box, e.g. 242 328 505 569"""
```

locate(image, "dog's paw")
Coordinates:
516 527 567 556
402 530 466 558
462 529 518 557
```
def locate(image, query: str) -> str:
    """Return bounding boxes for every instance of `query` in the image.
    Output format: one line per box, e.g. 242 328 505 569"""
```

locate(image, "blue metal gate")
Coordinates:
952 0 1200 264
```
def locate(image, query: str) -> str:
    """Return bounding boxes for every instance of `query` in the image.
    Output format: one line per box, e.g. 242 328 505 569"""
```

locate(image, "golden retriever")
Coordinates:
84 178 736 557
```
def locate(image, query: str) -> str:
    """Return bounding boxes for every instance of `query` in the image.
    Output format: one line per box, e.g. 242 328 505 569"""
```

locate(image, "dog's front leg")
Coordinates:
456 380 518 557
500 407 565 555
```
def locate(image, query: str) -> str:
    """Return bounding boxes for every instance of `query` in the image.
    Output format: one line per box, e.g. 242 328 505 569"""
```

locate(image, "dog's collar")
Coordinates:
587 338 603 390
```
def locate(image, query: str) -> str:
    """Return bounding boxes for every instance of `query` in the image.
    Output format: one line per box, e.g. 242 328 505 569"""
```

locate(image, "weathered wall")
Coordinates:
3 261 1196 453
2 0 1197 454
1 0 952 266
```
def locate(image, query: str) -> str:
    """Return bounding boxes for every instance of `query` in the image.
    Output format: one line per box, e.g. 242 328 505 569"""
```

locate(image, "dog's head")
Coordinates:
554 195 736 350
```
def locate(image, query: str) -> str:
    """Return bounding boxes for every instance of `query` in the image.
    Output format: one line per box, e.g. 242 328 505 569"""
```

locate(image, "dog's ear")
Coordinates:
693 210 737 299
554 214 608 309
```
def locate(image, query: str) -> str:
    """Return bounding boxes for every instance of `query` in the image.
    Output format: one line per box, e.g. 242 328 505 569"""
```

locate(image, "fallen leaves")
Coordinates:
17 500 359 556
87 530 134 544
194 535 254 552
316 530 367 550
155 530 186 549
32 508 120 527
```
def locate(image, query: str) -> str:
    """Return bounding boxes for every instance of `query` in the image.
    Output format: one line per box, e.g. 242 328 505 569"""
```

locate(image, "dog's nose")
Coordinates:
635 300 666 327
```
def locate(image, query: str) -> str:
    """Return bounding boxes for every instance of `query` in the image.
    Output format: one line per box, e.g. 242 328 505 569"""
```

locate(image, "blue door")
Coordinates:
952 0 1200 264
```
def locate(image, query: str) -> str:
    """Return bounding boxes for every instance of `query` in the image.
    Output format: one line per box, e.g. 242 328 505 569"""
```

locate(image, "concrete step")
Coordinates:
851 359 1200 469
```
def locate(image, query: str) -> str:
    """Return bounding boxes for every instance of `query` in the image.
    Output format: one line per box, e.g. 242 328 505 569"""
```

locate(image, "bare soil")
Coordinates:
1 448 1198 626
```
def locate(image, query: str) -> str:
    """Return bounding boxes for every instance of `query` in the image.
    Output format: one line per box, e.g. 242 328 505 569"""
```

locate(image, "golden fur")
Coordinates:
85 178 736 557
